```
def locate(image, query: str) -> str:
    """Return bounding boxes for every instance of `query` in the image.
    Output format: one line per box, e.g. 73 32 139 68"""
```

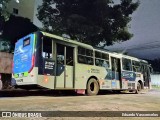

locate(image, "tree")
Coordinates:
37 0 139 47
2 15 38 51
148 59 160 73
0 0 10 19
0 0 38 52
0 0 10 31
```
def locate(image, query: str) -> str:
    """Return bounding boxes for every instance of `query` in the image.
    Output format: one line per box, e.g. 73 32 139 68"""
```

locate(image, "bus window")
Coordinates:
102 53 109 60
111 58 116 71
66 46 74 66
102 60 109 68
95 51 109 68
86 49 93 56
42 37 53 59
57 44 65 65
122 58 132 71
132 60 140 72
95 51 101 58
78 47 85 55
78 55 86 64
86 57 93 65
78 47 93 65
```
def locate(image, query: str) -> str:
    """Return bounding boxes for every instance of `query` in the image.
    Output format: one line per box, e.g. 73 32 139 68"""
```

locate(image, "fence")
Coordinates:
151 74 160 86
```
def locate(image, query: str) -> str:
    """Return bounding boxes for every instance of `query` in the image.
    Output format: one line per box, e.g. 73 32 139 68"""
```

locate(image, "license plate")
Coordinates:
17 79 23 82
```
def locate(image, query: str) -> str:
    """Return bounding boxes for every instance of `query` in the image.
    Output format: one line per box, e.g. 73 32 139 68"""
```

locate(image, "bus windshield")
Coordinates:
13 34 35 74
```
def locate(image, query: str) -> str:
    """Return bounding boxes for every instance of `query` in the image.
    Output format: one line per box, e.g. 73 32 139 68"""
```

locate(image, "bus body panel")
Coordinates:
55 68 65 89
74 64 100 89
14 67 38 85
74 63 123 90
74 64 98 89
37 75 55 89
121 71 143 90
65 66 74 88
135 73 144 89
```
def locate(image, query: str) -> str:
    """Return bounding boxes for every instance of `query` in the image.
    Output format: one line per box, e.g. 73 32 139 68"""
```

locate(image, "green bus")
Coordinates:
12 31 152 95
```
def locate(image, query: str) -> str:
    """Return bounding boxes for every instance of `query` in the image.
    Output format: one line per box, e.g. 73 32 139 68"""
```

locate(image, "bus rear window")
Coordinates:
42 37 53 59
23 37 30 47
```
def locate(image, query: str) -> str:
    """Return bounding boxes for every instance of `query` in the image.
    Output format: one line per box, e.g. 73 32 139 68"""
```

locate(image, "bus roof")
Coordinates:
93 47 148 63
40 31 148 63
41 31 93 49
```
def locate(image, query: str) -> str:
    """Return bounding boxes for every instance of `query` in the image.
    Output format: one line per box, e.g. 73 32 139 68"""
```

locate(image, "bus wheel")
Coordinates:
135 82 141 94
86 78 99 96
0 80 2 90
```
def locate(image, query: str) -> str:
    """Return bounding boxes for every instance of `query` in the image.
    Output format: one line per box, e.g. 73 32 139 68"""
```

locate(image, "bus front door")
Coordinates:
55 43 74 89
143 64 151 89
111 57 122 89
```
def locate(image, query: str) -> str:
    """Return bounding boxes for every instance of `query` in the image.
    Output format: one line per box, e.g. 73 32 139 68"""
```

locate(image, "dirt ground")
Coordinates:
0 89 160 120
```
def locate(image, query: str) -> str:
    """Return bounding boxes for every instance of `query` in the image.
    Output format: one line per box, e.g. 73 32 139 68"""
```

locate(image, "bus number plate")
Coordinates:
17 79 23 82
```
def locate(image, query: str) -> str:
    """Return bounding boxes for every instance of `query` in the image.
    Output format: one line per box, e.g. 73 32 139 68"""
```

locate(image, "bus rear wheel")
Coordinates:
0 80 2 90
135 82 142 94
86 78 99 96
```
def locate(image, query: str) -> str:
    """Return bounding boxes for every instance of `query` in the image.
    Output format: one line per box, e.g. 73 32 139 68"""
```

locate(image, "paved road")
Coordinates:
0 89 160 120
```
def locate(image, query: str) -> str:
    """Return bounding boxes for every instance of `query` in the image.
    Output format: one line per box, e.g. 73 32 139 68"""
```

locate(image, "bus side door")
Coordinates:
111 57 122 89
55 43 74 89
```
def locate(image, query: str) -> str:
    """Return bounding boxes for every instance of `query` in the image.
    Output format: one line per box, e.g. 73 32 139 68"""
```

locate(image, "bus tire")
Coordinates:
86 78 99 96
135 82 142 94
0 80 2 90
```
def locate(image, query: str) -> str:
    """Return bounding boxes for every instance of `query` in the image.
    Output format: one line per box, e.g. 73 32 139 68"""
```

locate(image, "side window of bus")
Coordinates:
66 46 74 66
42 37 53 59
78 47 93 65
95 51 109 68
132 61 140 72
57 44 65 65
122 58 132 71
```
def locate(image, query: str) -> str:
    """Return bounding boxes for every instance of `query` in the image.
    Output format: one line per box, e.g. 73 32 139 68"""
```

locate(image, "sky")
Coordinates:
107 0 160 60
33 0 160 60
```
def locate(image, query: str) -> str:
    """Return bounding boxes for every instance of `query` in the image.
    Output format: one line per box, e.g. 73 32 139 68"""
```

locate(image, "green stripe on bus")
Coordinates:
14 74 18 78
24 72 29 77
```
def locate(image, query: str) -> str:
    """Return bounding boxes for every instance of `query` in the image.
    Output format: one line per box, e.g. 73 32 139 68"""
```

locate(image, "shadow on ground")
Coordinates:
0 89 142 98
0 89 77 97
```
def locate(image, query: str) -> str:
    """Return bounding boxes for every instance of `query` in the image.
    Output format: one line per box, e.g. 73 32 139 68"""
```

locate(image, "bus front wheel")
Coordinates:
86 78 99 96
135 82 142 94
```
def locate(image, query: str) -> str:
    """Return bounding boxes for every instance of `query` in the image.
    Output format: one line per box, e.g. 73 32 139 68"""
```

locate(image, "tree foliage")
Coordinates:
0 1 38 52
0 0 10 19
2 15 38 51
37 0 139 46
0 0 10 31
148 59 160 73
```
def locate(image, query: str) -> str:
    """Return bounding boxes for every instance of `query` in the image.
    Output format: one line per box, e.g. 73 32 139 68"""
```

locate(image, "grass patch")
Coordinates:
152 85 160 89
